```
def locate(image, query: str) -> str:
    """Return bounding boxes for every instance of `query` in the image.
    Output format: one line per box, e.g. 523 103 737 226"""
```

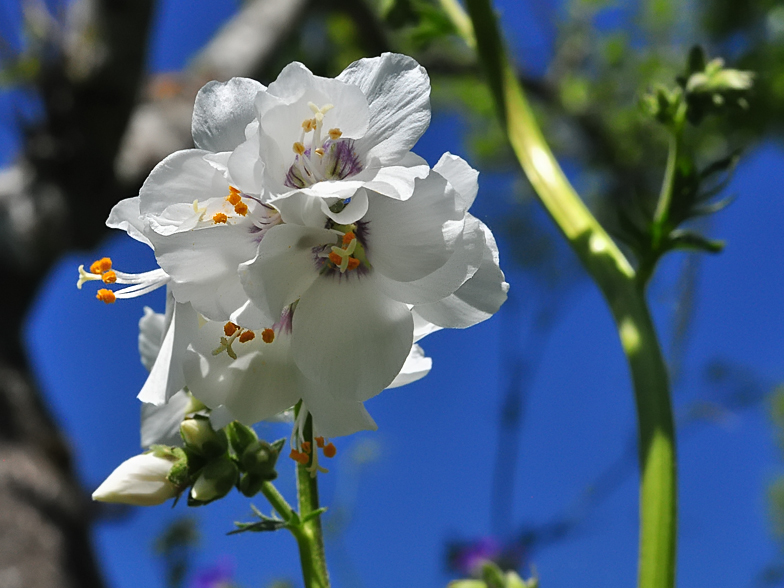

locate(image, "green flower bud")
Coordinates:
180 416 228 457
189 457 238 503
238 473 266 497
240 440 279 479
226 421 258 456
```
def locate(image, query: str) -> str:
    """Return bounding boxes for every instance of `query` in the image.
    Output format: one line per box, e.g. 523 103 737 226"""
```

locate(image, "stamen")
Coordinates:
261 328 275 344
302 119 317 132
347 257 360 271
328 251 342 265
323 443 337 458
96 289 116 304
90 257 112 274
301 441 311 454
293 142 306 156
315 436 325 449
101 270 117 284
234 202 249 216
213 212 228 224
314 148 325 158
239 330 255 343
328 128 342 140
289 449 309 465
342 231 356 245
224 322 239 337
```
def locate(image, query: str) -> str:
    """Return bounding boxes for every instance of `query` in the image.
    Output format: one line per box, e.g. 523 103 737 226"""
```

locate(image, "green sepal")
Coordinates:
167 458 191 488
226 421 258 456
188 456 238 506
448 581 486 588
270 437 286 455
240 440 279 479
239 473 266 497
480 562 507 588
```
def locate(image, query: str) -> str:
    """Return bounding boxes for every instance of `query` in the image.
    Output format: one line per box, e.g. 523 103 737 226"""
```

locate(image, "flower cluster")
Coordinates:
82 53 508 498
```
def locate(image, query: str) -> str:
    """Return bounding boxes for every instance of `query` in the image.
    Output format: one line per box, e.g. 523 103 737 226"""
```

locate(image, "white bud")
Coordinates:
92 453 179 506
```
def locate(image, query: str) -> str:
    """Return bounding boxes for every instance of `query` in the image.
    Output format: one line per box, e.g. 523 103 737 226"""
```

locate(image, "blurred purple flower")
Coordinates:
190 557 235 588
447 536 526 577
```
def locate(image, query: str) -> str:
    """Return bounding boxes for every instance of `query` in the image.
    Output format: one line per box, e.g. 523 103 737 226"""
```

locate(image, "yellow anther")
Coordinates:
293 142 306 155
101 270 117 284
239 330 255 343
213 212 228 224
229 185 241 196
323 443 337 458
224 322 239 337
234 202 248 216
302 118 317 132
314 148 325 158
96 289 116 304
261 328 275 344
328 128 342 140
90 257 112 274
226 191 242 206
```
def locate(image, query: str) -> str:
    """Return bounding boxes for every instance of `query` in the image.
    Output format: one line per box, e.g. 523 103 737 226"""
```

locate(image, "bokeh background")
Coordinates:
2 0 784 587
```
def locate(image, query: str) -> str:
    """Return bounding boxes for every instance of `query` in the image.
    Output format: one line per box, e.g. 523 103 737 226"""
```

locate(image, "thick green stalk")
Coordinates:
454 1 677 586
297 415 329 588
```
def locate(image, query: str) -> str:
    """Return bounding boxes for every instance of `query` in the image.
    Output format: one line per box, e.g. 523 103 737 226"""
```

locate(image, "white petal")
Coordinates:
433 152 479 212
412 311 442 342
107 197 152 247
319 189 368 224
414 221 509 328
376 215 485 304
140 150 229 217
338 53 431 165
386 344 432 389
138 302 198 405
138 306 166 371
361 152 430 201
226 131 264 194
301 392 377 438
363 172 460 283
239 224 334 319
192 77 265 153
270 192 329 227
151 222 260 322
292 274 414 402
140 389 190 447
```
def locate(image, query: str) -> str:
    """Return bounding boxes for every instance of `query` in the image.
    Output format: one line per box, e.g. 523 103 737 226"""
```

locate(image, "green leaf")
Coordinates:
301 507 328 524
666 230 724 253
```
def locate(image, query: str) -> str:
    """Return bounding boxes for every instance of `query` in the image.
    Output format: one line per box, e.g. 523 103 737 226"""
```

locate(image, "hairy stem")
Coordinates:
455 1 678 586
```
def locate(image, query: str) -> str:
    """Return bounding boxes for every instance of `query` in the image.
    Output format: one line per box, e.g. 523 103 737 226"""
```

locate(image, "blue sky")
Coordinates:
5 0 784 587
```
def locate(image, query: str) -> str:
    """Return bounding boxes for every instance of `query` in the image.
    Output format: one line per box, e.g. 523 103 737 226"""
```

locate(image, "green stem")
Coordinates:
296 415 330 588
455 1 677 587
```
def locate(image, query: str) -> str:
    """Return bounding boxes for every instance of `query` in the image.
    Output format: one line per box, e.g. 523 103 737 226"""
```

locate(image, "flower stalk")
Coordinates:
454 1 677 587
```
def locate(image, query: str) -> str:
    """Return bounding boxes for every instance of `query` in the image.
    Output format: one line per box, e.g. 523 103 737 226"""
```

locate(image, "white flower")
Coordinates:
92 453 180 506
229 53 432 215
237 153 508 403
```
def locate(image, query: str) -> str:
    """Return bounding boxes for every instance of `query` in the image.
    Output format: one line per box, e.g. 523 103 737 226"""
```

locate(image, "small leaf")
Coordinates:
667 230 725 253
302 507 328 524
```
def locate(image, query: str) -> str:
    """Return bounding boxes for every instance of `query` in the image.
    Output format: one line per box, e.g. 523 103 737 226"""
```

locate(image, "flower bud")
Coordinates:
240 440 279 479
190 457 238 503
180 417 228 457
92 453 180 506
226 420 258 456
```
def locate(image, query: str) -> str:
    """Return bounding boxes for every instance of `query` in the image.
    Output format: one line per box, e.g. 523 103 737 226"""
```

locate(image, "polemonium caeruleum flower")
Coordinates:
78 53 507 460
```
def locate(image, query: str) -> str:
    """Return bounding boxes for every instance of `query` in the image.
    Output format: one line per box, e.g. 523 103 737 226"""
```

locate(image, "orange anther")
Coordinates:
315 436 325 449
96 289 116 304
223 322 239 336
293 142 306 155
234 202 248 216
328 128 342 140
342 232 356 245
301 441 311 454
212 212 228 224
261 328 275 344
226 192 242 206
289 449 309 465
101 270 117 284
302 119 317 132
328 251 342 265
239 330 255 343
90 257 112 274
229 185 241 195
323 443 337 458
347 257 360 271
